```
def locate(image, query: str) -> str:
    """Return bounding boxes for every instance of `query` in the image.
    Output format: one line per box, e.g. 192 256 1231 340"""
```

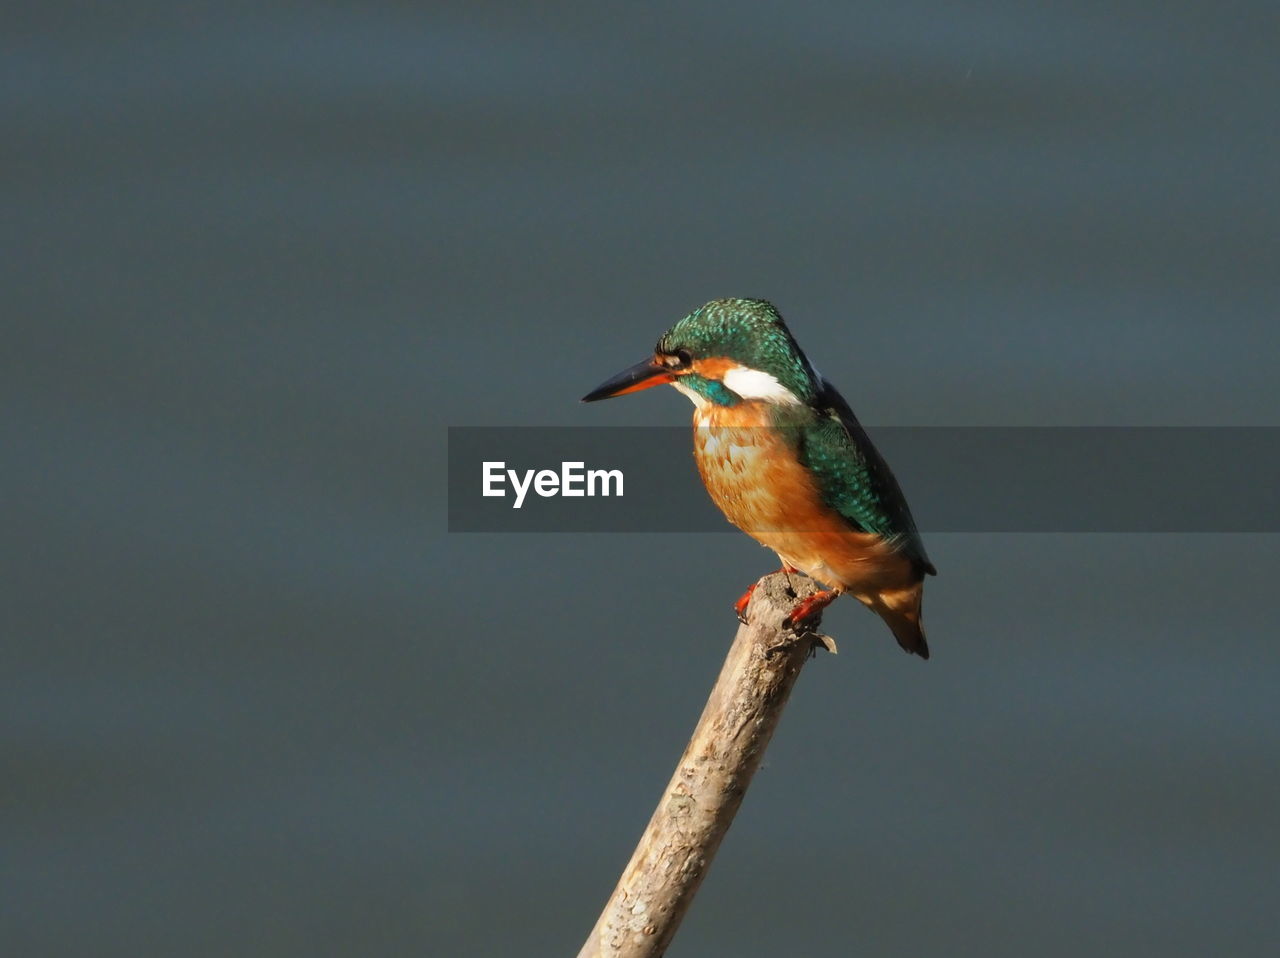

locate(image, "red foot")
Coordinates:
733 582 758 623
783 589 840 631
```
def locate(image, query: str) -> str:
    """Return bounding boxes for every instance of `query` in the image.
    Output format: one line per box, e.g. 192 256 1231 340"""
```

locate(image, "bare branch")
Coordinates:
577 571 832 957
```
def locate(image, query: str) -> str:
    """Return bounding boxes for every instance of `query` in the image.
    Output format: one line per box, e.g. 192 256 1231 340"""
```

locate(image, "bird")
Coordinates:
581 297 935 658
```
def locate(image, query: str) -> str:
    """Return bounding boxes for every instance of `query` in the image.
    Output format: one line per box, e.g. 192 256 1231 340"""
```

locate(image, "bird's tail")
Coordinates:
886 612 929 660
871 585 930 660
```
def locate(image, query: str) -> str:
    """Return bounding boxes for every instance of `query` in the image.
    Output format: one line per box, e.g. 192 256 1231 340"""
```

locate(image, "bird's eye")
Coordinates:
659 350 692 370
676 349 692 367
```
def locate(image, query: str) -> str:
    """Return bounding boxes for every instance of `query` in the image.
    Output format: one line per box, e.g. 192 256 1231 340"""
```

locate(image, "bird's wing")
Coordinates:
796 378 936 576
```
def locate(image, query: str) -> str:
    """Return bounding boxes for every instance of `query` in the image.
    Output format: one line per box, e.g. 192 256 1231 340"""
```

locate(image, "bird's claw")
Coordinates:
733 581 758 624
781 589 840 632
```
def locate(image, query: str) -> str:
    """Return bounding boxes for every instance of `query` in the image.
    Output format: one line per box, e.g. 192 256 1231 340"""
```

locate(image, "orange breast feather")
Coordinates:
690 402 913 594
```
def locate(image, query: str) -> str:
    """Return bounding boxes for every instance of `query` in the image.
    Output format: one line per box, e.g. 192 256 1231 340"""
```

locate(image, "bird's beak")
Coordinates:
580 359 674 402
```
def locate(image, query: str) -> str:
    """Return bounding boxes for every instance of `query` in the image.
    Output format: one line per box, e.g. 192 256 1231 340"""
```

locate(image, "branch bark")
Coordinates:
576 571 835 958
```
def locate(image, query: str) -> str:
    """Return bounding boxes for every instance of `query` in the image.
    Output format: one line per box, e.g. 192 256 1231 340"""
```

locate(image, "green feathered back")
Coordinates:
794 381 935 577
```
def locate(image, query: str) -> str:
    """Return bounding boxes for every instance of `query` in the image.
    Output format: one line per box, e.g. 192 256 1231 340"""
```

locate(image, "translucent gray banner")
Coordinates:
447 427 1279 532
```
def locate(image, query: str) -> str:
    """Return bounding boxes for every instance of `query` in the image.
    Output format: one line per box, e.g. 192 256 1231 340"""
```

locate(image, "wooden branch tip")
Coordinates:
577 571 832 958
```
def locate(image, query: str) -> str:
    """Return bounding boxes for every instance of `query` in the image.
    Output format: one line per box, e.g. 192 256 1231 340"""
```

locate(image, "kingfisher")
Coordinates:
582 297 935 658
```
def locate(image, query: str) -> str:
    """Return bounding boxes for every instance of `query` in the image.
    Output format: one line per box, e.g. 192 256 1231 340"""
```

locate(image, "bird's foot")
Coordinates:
782 589 840 632
733 582 757 624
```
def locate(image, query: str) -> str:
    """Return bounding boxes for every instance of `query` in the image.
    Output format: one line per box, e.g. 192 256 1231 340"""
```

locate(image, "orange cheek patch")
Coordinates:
688 356 738 380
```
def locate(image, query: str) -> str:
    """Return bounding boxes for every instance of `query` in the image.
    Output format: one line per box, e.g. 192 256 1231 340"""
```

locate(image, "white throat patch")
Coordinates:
722 365 803 405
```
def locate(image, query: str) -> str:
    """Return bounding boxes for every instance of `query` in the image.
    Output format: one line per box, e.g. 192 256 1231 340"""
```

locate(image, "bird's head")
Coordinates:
581 298 818 409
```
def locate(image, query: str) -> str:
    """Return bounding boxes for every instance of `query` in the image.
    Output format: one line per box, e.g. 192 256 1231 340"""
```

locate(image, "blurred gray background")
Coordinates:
5 2 1278 955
